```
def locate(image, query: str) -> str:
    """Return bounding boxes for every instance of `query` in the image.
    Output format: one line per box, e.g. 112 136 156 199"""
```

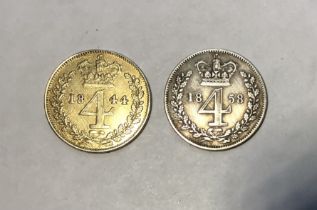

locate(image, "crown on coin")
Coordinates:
195 54 237 86
77 54 122 87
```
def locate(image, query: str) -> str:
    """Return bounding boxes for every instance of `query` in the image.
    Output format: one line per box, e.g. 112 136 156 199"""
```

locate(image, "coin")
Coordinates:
165 49 267 150
45 50 151 152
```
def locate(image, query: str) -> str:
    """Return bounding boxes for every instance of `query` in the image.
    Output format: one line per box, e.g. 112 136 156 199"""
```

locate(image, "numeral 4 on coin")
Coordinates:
198 88 231 127
80 90 113 129
109 94 129 105
75 92 130 130
188 90 245 127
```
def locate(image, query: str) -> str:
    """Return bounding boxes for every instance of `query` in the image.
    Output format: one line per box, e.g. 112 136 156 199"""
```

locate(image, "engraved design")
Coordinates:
101 73 144 143
50 71 82 139
50 71 144 149
78 54 122 87
221 71 260 141
195 54 236 87
171 70 259 143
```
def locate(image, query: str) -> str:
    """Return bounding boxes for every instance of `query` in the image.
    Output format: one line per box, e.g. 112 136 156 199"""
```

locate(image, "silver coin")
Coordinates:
165 49 267 150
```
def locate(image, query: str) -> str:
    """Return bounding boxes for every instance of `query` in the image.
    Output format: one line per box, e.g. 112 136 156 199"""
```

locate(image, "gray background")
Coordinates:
0 0 316 209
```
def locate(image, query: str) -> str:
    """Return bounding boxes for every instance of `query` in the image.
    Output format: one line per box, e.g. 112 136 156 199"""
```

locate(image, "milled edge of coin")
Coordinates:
164 49 268 151
44 49 151 153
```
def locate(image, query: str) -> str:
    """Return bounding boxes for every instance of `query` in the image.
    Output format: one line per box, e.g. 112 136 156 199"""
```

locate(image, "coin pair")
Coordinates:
45 49 267 152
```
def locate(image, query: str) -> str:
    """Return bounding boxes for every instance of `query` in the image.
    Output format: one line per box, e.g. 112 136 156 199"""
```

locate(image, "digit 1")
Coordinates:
69 93 75 104
188 93 193 102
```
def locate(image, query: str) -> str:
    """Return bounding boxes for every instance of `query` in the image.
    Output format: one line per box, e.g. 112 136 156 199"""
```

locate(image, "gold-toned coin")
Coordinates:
165 49 267 150
45 50 151 152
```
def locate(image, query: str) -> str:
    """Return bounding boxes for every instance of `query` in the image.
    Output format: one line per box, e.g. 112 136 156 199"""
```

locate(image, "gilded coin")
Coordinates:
45 50 151 152
165 49 267 150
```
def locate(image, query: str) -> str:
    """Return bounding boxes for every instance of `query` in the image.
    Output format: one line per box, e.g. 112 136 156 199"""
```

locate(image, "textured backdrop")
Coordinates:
0 0 316 209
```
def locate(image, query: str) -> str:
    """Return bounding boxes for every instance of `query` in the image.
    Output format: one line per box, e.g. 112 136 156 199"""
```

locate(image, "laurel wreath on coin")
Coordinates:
171 70 259 143
50 71 144 148
100 73 144 143
50 71 82 139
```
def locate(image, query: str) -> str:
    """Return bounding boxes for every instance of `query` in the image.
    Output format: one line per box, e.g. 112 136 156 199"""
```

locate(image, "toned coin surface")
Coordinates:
45 50 151 152
165 49 267 150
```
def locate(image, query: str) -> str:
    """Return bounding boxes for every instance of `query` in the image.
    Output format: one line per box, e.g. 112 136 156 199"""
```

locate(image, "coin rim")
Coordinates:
164 49 268 151
44 49 151 153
